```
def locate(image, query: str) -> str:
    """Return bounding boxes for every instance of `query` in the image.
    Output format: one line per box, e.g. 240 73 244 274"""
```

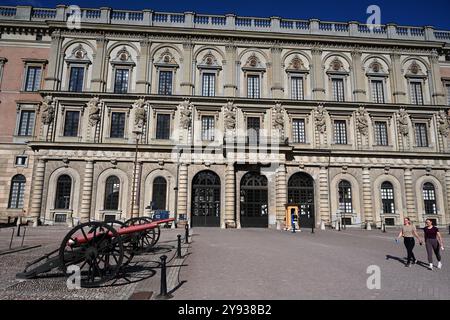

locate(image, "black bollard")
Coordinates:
16 224 21 237
156 255 172 299
184 223 189 244
448 224 450 235
177 234 182 259
338 221 341 231
382 222 386 233
20 227 27 247
9 228 14 249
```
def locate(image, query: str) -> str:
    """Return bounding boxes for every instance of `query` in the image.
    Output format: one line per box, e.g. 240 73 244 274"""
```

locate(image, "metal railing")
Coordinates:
0 5 448 43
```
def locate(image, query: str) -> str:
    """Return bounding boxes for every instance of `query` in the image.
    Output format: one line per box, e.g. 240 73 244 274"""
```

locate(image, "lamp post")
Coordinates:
130 130 142 218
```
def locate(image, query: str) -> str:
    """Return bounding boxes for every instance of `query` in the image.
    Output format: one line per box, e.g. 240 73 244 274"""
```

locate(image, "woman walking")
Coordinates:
423 219 444 270
396 217 422 267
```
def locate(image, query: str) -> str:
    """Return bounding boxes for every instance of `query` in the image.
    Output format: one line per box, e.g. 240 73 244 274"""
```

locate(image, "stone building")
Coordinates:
1 5 450 229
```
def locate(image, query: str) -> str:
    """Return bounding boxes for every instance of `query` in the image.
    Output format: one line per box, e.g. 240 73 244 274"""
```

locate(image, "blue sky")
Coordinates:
3 0 450 29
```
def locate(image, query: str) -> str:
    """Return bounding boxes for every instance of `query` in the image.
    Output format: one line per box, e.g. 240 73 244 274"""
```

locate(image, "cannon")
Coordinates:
16 217 174 288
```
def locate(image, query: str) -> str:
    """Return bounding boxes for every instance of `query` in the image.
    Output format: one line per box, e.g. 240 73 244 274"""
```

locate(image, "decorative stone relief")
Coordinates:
355 106 369 136
437 109 449 137
178 99 194 129
314 104 327 134
397 108 410 136
41 95 55 125
87 97 102 127
133 98 149 132
223 101 236 132
272 102 285 139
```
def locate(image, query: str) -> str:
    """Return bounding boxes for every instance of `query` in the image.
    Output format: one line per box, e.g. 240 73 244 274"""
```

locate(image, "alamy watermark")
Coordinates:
366 265 381 290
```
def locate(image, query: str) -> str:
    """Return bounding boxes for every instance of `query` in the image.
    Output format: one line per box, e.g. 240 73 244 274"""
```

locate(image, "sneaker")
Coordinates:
437 261 442 269
405 263 411 267
429 263 433 270
412 259 418 265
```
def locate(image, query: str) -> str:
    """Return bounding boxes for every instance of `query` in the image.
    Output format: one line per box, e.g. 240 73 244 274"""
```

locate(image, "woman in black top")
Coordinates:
423 219 444 270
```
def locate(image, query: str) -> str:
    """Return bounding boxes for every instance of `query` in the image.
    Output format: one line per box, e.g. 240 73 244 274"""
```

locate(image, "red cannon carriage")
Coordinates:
16 217 174 287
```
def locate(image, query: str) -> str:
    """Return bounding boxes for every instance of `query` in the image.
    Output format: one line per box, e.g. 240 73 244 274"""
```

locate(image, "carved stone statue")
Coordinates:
178 99 193 129
314 104 327 134
437 109 449 137
41 95 55 125
397 108 410 136
223 101 236 131
133 98 148 131
87 97 101 127
355 106 369 136
272 103 285 138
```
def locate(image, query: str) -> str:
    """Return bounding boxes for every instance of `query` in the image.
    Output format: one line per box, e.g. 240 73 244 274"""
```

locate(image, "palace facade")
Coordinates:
1 5 450 229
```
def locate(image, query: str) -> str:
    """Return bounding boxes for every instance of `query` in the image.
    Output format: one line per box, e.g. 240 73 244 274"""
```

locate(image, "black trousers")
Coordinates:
403 237 416 264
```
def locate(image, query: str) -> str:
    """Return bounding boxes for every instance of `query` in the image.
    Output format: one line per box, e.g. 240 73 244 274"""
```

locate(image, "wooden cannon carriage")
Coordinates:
16 217 174 287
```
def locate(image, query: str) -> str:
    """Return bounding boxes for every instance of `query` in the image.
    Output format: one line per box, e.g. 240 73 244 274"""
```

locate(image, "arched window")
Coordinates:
381 181 395 214
152 176 167 210
423 182 437 215
55 175 72 209
104 176 120 210
338 180 352 213
8 175 26 209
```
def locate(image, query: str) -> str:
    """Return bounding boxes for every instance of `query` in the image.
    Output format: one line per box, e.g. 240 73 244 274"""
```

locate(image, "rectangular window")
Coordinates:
371 79 385 103
68 67 84 92
291 77 304 100
158 71 173 95
292 119 306 143
201 115 215 141
18 110 35 136
332 78 345 102
63 111 80 137
15 156 28 166
247 117 260 144
202 73 215 97
24 66 42 91
114 69 129 94
410 81 424 105
110 112 126 138
247 75 260 99
334 120 347 144
374 121 388 146
414 123 428 147
446 84 450 106
8 180 25 209
156 114 171 139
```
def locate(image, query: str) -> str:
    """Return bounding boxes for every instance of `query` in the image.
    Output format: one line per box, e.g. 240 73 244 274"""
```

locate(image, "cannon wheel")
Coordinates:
59 221 124 288
124 217 157 253
105 220 134 266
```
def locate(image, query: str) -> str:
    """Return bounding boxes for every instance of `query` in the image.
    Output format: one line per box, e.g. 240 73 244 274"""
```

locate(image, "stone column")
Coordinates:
270 45 284 99
404 168 418 224
224 162 236 228
318 166 330 224
429 50 446 105
180 41 195 95
224 42 237 97
91 36 108 92
362 167 373 224
390 51 407 104
80 160 94 223
275 164 287 228
44 31 63 90
29 158 46 227
443 170 450 226
311 46 325 100
351 49 366 101
177 163 189 223
136 38 151 93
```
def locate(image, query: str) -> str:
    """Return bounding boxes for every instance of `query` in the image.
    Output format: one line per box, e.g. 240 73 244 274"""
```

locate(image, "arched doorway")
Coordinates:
288 172 315 228
240 172 268 228
191 171 221 227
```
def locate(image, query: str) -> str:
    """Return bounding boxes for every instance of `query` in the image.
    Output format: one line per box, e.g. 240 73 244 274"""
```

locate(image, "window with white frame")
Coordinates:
338 180 352 214
247 75 260 99
334 120 347 144
17 110 35 136
291 76 304 100
374 121 388 146
292 119 306 143
24 65 42 92
370 79 385 103
332 78 345 102
63 111 80 137
8 175 26 209
423 182 437 215
381 181 395 214
15 155 28 167
201 115 215 141
114 68 130 94
155 113 171 140
68 66 85 92
414 122 428 147
110 112 126 138
158 70 173 95
410 81 424 105
202 73 215 97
